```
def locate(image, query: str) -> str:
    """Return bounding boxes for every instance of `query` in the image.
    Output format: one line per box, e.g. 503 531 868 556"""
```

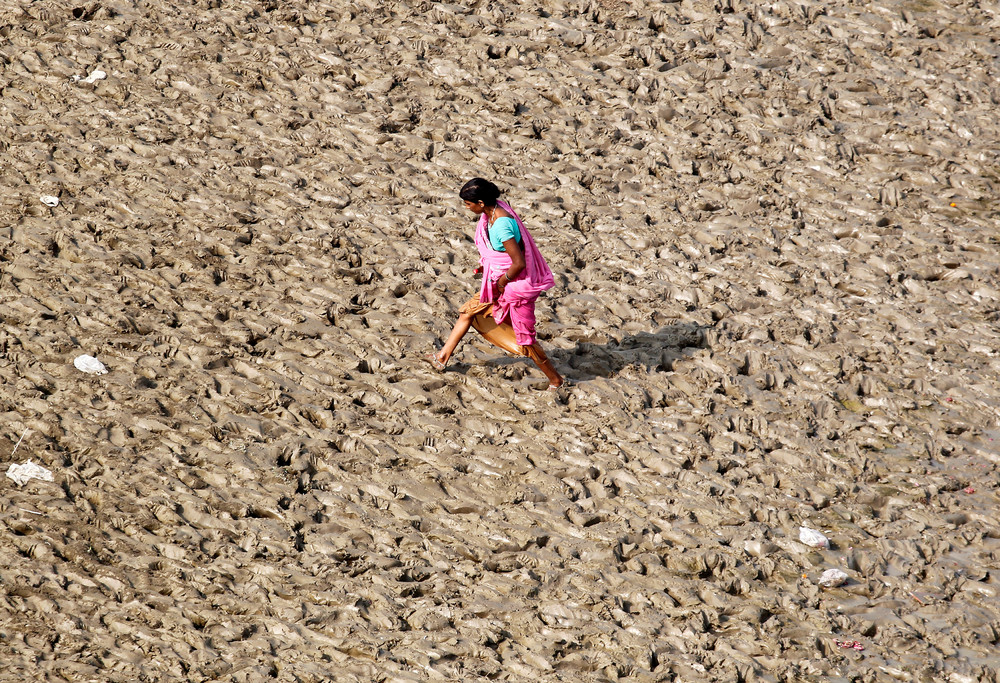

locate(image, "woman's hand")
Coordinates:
495 273 508 300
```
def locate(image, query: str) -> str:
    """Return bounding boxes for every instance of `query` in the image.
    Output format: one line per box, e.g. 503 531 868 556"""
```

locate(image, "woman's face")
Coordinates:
463 199 486 215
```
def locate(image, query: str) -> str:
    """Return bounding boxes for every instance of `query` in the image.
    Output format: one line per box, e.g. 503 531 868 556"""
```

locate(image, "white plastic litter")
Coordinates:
6 460 54 486
799 526 831 549
819 568 849 587
40 195 59 207
744 540 777 558
74 354 108 375
72 69 107 84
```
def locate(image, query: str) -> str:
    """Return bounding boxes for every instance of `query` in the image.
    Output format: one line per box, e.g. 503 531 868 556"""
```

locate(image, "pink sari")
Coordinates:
475 200 554 347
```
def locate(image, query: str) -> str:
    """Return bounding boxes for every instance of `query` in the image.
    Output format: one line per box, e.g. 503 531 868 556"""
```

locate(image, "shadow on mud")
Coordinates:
474 322 695 386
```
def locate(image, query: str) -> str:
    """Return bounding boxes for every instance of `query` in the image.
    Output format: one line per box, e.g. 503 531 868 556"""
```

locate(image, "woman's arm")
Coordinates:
496 238 525 296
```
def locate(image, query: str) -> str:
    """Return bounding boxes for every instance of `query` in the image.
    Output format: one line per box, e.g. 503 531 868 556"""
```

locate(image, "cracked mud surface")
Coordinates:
1 0 999 681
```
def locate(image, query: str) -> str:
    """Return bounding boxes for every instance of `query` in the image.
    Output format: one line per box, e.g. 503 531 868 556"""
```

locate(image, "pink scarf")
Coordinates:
475 200 554 346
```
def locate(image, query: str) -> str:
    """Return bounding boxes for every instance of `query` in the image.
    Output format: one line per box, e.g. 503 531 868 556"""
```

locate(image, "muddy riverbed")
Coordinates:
2 0 999 681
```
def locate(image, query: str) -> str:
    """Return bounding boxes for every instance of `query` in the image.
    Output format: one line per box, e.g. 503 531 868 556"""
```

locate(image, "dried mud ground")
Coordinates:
2 0 1000 681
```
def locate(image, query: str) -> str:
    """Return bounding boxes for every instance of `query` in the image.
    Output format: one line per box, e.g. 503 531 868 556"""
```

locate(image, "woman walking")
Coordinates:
426 178 564 389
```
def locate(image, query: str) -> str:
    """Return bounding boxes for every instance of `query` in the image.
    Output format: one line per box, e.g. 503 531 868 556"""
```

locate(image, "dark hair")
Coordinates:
459 178 500 204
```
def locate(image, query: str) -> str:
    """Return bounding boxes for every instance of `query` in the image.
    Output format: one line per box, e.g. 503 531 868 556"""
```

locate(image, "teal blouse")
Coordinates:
487 216 522 252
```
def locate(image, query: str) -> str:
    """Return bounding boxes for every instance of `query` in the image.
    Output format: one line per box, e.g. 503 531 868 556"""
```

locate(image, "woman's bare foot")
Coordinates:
423 352 446 371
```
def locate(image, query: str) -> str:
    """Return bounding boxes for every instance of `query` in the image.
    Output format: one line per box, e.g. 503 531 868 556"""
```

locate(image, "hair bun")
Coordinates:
459 178 501 203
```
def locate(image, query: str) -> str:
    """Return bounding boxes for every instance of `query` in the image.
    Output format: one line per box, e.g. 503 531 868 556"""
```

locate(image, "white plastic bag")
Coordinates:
799 526 831 549
819 568 849 587
72 69 107 84
6 460 54 486
74 355 108 375
40 195 60 207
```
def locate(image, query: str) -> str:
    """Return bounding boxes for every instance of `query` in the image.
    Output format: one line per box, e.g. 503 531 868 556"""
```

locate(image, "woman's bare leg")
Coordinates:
438 311 475 365
525 342 563 387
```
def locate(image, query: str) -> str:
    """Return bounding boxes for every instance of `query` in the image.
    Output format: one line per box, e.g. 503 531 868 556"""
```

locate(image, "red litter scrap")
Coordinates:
835 640 865 651
963 486 975 494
